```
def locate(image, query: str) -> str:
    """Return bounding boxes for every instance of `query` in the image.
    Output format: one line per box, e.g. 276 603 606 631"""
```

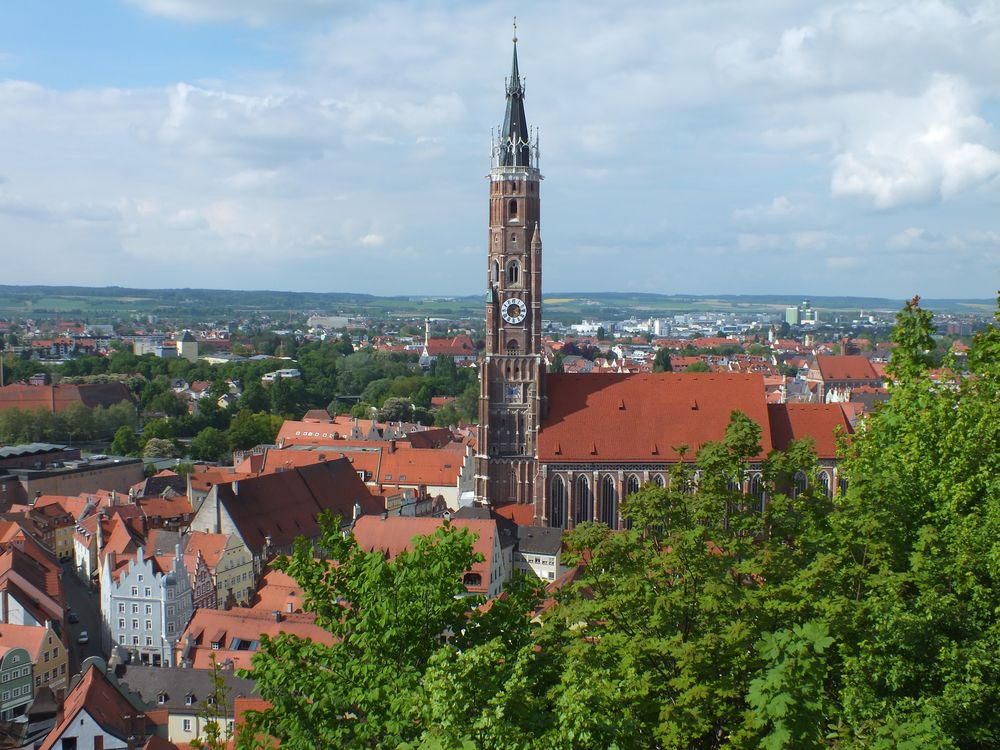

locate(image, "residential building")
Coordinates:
188 459 381 601
39 664 157 750
100 545 193 667
177 606 335 670
0 644 32 720
352 515 511 598
0 622 68 698
116 664 255 746
513 525 565 582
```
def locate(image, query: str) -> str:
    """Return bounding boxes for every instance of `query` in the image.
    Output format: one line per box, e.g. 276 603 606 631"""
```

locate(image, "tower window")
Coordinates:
506 340 520 354
506 259 520 285
508 199 518 219
510 233 517 244
492 260 500 284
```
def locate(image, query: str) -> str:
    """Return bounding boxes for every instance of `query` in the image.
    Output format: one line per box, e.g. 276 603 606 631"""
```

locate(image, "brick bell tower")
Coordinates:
475 25 545 507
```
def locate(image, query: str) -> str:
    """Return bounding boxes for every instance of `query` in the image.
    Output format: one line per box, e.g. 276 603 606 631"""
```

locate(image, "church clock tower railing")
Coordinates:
475 25 545 507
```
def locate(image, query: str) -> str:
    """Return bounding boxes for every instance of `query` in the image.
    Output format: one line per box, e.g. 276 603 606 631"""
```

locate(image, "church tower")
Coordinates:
475 27 545 506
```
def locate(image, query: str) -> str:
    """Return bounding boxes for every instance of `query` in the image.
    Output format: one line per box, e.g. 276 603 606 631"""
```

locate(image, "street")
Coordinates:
61 563 105 673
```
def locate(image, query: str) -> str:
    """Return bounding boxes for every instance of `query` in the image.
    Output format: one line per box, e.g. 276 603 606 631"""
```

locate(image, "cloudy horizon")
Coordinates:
1 1 998 298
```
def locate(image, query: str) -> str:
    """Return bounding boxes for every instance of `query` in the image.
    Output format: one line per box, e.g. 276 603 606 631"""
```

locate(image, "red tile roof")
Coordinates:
767 403 852 459
351 515 496 595
0 382 132 413
815 355 879 381
539 373 774 462
40 665 149 750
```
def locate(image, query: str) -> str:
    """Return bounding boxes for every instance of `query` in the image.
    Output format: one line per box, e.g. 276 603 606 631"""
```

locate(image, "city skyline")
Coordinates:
1 1 999 298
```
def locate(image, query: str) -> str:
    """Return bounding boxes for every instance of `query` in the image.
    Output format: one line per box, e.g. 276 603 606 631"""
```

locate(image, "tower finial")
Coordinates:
513 16 517 44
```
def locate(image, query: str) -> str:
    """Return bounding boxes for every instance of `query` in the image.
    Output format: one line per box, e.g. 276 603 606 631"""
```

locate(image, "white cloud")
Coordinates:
831 75 1000 208
359 232 385 247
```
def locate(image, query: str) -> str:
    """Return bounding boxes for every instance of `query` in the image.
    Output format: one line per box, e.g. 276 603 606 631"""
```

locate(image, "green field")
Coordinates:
0 284 991 323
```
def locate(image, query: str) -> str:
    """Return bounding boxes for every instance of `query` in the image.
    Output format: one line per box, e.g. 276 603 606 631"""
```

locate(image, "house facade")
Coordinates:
0 645 33 720
100 546 193 667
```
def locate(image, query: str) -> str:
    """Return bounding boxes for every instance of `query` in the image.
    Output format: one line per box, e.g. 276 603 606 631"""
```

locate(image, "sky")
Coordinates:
0 0 998 299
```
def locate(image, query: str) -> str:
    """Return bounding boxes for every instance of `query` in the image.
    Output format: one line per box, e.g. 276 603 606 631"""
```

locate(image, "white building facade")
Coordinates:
100 546 193 667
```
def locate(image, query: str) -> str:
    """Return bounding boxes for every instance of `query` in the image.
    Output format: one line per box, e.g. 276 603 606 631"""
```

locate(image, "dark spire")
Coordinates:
500 19 531 167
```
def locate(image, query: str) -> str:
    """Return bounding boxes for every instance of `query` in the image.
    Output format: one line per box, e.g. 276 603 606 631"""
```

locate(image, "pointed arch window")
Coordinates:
626 475 640 497
506 340 520 354
653 474 666 488
508 199 518 220
506 259 521 286
600 475 618 529
491 260 500 284
550 475 566 529
575 476 592 524
792 471 808 498
749 474 765 512
817 470 831 498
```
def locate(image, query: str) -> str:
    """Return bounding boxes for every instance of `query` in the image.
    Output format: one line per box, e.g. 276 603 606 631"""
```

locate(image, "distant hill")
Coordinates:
0 284 991 322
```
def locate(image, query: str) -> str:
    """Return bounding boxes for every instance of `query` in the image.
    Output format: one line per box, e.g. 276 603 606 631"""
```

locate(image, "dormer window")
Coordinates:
185 694 195 706
157 692 167 705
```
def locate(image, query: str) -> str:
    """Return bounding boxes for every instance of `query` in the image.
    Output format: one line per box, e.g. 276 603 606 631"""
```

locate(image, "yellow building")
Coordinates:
0 622 68 699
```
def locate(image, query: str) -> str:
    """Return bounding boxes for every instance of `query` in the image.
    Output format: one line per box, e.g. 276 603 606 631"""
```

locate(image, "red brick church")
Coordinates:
475 34 852 528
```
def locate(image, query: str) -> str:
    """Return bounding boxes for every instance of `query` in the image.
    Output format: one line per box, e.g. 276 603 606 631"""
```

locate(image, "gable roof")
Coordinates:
40 665 147 750
215 458 380 553
815 355 879 381
539 373 774 462
351 515 496 595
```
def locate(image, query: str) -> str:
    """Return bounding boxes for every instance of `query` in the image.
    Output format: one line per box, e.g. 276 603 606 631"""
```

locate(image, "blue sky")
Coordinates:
1 0 998 298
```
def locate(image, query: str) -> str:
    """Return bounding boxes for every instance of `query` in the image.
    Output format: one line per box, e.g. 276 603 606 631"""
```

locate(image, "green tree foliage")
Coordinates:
143 437 180 459
110 425 139 456
190 426 231 463
652 347 673 372
685 360 711 372
377 396 413 422
239 514 545 750
227 409 281 452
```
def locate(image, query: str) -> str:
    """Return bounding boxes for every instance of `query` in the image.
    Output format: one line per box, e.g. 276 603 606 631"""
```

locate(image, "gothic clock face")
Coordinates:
501 297 527 325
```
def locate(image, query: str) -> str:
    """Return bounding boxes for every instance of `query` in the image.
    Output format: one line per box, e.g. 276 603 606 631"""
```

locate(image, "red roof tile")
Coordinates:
815 355 879 382
539 373 774 462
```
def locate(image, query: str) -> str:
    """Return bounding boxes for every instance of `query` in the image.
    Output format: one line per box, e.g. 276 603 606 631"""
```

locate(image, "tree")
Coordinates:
596 326 606 341
239 514 545 749
887 295 936 381
549 351 565 374
191 427 231 463
143 438 180 459
377 396 412 422
652 347 672 372
686 360 711 372
191 653 234 750
110 425 139 456
227 409 280 452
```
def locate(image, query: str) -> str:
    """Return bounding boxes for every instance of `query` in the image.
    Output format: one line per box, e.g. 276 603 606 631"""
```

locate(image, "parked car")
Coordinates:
77 630 89 645
67 611 79 624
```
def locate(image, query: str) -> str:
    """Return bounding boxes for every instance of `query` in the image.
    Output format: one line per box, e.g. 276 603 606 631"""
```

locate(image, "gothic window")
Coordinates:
492 260 499 284
506 339 520 354
508 199 518 219
793 471 808 498
817 470 831 498
506 259 520 286
575 476 592 524
727 474 742 493
626 475 640 496
550 475 566 529
837 475 849 496
600 475 618 529
653 474 666 488
749 474 765 512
